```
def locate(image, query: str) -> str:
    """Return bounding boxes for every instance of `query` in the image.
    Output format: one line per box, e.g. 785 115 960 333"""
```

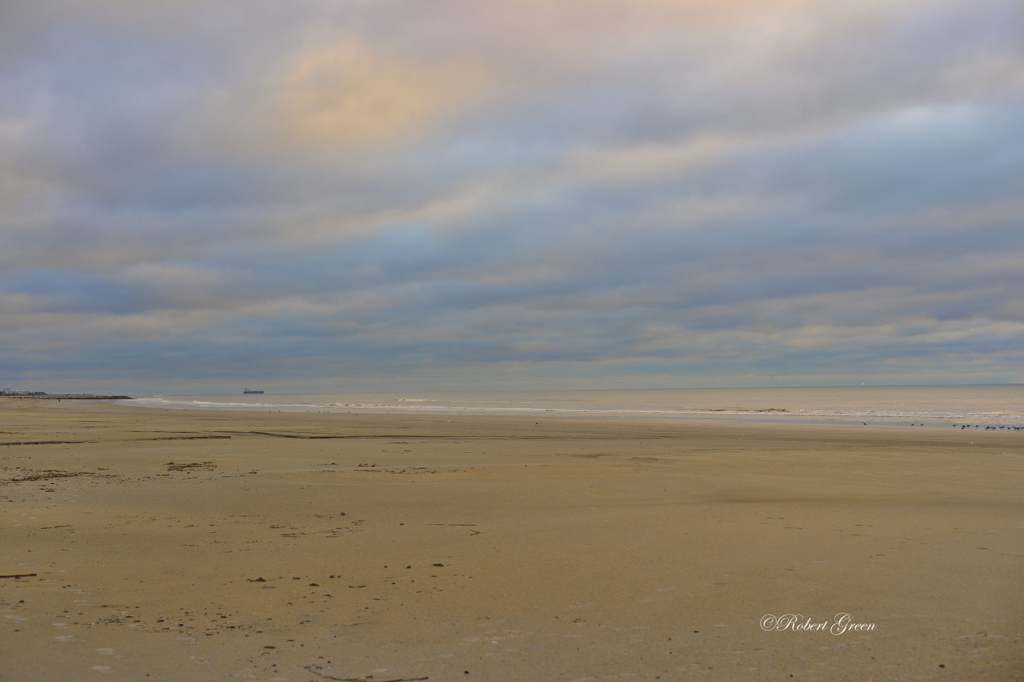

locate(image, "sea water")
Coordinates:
122 385 1023 428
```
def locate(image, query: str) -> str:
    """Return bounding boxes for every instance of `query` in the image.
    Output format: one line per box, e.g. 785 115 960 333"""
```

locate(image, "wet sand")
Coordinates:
1 400 1021 681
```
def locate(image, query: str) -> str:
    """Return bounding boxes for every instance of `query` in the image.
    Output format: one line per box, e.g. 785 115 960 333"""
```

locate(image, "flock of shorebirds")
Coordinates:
951 423 1023 430
864 422 1023 430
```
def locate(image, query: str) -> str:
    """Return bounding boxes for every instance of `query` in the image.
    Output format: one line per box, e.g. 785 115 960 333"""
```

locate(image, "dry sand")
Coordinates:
1 400 1021 681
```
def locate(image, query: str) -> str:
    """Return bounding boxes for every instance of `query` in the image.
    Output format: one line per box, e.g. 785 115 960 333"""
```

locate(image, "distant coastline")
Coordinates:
0 394 132 400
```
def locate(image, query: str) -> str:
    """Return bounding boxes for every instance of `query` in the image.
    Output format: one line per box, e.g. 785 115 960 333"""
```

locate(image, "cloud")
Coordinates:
188 40 494 158
1 0 1022 391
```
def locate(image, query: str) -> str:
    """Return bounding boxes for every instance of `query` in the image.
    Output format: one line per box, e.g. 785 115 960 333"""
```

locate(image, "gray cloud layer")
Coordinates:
1 0 1022 392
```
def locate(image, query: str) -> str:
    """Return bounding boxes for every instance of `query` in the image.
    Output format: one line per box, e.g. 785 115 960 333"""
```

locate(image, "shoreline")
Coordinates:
109 385 1024 430
2 400 1021 680
116 391 1024 428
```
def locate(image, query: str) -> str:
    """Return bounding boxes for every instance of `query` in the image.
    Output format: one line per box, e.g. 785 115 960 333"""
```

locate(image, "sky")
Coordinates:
1 0 1022 394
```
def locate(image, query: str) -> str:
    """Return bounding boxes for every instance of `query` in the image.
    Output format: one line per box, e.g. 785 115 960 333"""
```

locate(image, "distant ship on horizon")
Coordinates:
243 388 264 394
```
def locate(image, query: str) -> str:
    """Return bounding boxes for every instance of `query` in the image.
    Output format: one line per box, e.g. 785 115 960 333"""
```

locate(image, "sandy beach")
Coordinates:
1 400 1021 681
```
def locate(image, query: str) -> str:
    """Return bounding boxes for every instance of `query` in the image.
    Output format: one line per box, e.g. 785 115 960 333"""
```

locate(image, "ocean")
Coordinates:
121 385 1023 428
